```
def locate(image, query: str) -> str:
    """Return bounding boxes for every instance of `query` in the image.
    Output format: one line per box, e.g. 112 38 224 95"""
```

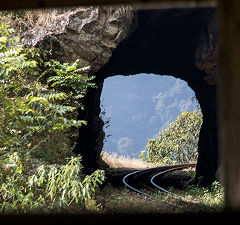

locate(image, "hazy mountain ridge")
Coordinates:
100 74 199 157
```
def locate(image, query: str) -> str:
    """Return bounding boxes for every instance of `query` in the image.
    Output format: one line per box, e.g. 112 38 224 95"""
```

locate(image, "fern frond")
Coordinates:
37 92 67 102
48 103 76 115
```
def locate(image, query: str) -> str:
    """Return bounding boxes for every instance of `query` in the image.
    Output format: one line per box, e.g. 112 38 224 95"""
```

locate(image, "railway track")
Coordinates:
122 163 217 212
123 163 196 197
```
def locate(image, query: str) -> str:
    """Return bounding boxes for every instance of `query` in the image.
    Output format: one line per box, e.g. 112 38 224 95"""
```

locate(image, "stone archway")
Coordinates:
75 7 218 186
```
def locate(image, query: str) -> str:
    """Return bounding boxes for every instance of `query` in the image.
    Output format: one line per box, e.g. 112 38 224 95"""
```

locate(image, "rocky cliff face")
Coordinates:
194 9 218 85
20 6 218 186
21 6 134 72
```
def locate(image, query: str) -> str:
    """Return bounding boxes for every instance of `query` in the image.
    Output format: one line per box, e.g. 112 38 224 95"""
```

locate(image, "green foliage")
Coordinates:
186 181 224 208
0 21 105 213
0 153 105 213
0 22 84 159
42 59 96 109
140 110 203 165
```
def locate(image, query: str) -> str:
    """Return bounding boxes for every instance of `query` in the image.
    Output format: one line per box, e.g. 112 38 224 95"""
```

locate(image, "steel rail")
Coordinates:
122 168 153 197
122 163 218 212
122 163 196 197
150 164 213 208
150 164 219 213
150 166 187 194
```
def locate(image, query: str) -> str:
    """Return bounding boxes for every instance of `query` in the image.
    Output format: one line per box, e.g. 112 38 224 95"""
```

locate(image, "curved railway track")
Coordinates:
123 163 196 198
122 163 216 212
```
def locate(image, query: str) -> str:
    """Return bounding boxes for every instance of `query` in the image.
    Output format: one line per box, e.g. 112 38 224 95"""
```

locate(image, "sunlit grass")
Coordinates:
101 151 151 169
183 181 224 209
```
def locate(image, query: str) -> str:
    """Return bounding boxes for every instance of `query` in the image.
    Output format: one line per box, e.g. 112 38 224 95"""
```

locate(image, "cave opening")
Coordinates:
100 73 201 161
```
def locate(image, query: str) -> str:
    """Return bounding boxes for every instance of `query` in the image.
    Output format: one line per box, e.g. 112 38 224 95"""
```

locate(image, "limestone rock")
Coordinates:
21 6 134 72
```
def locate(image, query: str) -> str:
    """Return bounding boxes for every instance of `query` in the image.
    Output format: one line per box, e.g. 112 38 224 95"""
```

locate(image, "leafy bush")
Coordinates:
42 59 96 109
0 21 105 213
0 21 85 161
0 153 105 213
140 110 202 165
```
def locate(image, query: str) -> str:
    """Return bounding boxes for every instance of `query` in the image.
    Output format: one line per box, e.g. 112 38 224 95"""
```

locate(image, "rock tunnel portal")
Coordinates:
75 7 218 186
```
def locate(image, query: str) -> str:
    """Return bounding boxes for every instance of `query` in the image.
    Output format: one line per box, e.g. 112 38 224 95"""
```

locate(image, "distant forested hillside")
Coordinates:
100 74 200 157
